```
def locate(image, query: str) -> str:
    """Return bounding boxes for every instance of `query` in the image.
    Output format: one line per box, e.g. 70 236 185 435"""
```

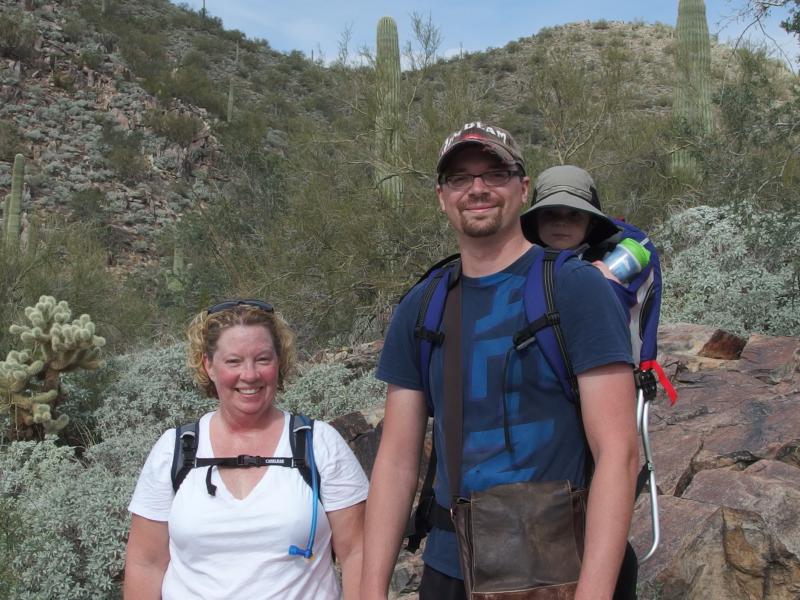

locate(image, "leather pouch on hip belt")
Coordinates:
451 479 588 600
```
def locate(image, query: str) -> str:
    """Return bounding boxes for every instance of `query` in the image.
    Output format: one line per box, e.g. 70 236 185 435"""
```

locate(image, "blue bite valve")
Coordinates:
288 545 313 559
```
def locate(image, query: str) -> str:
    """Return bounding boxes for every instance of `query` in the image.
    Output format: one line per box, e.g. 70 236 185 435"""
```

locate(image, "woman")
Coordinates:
124 300 368 599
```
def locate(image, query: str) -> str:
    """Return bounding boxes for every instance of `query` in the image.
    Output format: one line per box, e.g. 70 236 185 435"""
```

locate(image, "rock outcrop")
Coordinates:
329 324 800 600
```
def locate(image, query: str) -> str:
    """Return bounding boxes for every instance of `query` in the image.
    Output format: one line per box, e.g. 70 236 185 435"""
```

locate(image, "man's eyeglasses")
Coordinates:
207 299 274 315
440 169 522 190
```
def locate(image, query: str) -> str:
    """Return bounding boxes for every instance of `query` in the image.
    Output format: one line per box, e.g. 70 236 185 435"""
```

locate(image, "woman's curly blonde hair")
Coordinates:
186 304 296 398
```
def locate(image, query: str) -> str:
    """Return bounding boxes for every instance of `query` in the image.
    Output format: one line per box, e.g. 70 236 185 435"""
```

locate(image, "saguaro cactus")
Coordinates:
374 16 403 208
227 42 238 123
4 153 24 249
672 0 713 177
0 296 106 440
166 242 187 292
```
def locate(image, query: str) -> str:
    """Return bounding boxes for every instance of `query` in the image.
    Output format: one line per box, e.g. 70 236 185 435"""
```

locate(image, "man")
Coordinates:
361 122 639 600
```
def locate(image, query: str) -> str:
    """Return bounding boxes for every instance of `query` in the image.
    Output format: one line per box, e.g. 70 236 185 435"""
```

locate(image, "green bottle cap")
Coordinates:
618 238 651 269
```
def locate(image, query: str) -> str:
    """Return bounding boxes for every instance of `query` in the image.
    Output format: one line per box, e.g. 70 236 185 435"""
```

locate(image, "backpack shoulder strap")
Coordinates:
171 421 199 492
413 255 461 414
289 414 320 502
518 248 580 402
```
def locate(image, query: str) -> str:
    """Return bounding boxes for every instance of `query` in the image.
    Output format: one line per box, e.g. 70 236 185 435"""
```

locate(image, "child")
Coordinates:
520 164 622 283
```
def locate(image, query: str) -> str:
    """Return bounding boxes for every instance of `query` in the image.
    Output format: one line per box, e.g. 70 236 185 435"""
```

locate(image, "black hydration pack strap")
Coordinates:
171 422 199 492
170 415 319 498
193 455 306 496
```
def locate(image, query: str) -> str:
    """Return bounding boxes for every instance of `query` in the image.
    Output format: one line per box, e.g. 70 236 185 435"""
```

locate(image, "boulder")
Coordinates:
698 329 748 359
634 499 800 600
682 460 800 557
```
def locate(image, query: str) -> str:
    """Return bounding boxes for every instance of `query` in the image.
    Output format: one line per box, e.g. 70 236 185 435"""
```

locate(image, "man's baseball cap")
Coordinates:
520 165 620 246
436 122 525 176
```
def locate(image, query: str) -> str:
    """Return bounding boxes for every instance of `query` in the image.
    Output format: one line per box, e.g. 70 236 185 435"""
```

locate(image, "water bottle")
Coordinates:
602 238 651 282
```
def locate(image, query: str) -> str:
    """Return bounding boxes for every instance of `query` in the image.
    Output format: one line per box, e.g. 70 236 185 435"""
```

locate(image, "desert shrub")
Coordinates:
169 4 206 29
0 120 25 161
658 205 800 336
0 341 218 599
160 63 227 117
0 496 23 597
192 33 229 58
61 14 86 43
278 364 386 420
0 440 106 599
0 7 37 61
100 123 148 184
143 110 204 146
0 219 154 353
118 30 166 83
93 343 215 437
68 187 105 223
52 71 76 92
80 47 105 71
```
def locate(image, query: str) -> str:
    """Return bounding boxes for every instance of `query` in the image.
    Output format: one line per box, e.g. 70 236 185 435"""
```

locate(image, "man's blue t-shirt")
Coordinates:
376 246 633 579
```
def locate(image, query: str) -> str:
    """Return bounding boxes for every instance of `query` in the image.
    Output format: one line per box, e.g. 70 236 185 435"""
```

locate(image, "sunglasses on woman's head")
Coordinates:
206 299 274 315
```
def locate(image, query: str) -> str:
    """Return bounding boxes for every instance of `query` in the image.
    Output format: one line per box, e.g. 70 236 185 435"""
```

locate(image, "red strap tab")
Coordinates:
640 360 678 405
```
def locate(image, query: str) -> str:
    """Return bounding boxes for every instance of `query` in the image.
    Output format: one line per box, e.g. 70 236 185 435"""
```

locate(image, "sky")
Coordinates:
171 1 799 70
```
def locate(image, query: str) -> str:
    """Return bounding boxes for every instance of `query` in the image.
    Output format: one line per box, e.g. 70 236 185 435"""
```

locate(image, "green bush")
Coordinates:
192 33 230 58
160 63 227 117
143 110 204 146
0 496 22 597
0 342 212 597
0 8 37 61
169 5 206 29
99 123 148 184
0 121 25 161
0 219 154 353
279 364 386 420
61 15 86 44
68 187 105 223
52 71 76 93
118 30 167 83
80 48 105 71
658 205 800 336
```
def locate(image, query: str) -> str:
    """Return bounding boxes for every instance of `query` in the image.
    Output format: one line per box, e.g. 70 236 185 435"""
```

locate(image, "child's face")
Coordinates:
536 207 593 249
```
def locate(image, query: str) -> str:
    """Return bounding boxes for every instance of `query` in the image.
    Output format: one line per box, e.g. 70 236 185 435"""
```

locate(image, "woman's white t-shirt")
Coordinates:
128 411 369 599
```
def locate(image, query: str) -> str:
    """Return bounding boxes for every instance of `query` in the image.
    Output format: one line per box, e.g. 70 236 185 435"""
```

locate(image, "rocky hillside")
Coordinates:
0 0 332 269
0 0 761 271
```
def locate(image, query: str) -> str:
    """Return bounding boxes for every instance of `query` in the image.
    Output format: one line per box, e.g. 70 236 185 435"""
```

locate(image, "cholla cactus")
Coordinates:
1 296 106 439
374 16 403 208
672 0 713 177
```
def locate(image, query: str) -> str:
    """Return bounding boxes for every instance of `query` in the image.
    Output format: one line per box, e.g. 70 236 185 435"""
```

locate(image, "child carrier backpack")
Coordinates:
406 234 676 562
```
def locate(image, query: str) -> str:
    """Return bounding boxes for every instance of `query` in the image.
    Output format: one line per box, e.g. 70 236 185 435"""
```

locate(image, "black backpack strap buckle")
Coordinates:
236 454 261 467
414 325 445 345
513 311 560 351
